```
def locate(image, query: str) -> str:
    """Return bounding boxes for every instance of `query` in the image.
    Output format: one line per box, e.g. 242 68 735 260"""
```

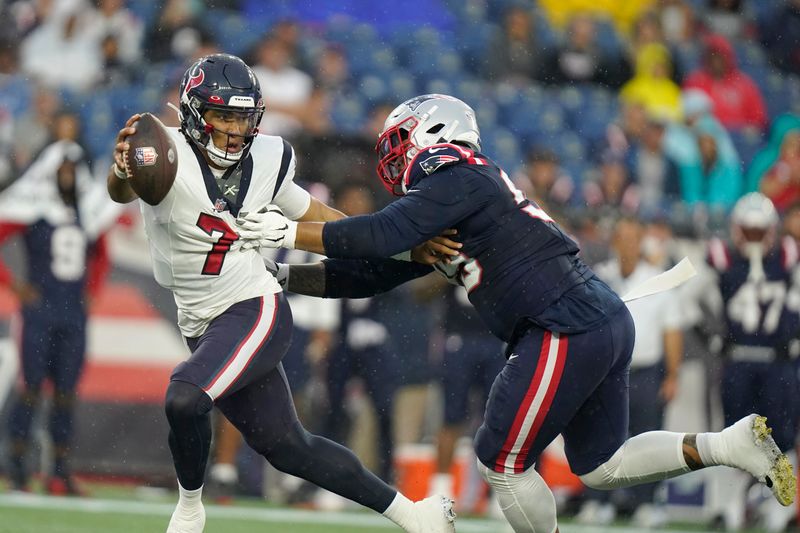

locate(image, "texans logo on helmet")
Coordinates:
183 68 205 97
419 154 459 175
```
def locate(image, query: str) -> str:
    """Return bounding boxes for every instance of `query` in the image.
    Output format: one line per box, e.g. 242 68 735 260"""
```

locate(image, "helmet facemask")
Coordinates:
182 97 263 168
376 116 418 196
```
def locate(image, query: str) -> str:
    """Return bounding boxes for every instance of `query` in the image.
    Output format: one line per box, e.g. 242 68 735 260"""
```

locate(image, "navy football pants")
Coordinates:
475 306 635 476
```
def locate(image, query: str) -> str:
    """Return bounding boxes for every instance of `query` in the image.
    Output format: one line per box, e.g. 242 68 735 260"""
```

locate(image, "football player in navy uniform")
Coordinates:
107 56 456 533
705 193 799 531
0 121 110 495
244 94 797 532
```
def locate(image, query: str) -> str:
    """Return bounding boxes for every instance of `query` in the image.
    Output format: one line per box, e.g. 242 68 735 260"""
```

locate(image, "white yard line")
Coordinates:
0 493 704 533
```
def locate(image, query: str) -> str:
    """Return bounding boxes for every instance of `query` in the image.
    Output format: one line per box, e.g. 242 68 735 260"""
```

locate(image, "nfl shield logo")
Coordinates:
214 198 228 212
134 146 158 167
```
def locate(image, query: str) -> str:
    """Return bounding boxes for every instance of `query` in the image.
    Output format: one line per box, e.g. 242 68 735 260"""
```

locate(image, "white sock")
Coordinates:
382 492 415 530
696 431 724 467
177 482 204 511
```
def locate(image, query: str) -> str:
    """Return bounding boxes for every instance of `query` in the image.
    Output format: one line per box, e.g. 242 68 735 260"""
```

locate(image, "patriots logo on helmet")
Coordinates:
419 154 459 175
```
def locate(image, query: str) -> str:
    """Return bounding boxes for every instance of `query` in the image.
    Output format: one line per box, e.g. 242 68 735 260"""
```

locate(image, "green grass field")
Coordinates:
0 483 780 533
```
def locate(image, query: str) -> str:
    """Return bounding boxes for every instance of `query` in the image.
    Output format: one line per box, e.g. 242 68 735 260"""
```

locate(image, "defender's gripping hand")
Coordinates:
236 205 297 250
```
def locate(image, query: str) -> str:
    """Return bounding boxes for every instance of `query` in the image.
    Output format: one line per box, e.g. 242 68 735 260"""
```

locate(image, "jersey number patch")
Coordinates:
727 281 787 335
51 226 86 282
196 213 239 276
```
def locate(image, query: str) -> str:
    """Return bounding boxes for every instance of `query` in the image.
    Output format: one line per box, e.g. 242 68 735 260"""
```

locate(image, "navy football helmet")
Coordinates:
179 54 265 167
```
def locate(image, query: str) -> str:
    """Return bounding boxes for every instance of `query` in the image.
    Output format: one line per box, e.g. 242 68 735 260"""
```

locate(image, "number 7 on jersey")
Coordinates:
196 213 239 275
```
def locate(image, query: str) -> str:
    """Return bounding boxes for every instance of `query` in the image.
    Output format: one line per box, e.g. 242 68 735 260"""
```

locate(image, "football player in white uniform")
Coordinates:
107 54 456 533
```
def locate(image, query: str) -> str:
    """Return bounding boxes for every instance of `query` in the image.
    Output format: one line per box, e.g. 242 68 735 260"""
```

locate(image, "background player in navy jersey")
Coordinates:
705 192 799 531
0 114 111 495
242 94 797 532
107 55 456 533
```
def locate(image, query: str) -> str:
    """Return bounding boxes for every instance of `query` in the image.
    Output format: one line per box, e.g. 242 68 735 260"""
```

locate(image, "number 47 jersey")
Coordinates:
140 129 310 338
707 236 800 353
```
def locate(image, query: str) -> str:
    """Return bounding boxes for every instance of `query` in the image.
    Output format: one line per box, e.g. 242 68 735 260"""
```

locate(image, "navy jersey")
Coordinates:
23 215 89 316
707 237 800 351
321 143 623 342
442 285 486 335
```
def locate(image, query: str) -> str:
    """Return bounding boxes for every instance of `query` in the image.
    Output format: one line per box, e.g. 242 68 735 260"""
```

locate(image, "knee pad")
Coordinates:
478 459 558 533
165 381 213 424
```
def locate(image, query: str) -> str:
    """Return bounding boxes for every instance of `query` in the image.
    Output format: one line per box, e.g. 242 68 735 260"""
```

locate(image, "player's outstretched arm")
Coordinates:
106 114 140 204
272 257 433 298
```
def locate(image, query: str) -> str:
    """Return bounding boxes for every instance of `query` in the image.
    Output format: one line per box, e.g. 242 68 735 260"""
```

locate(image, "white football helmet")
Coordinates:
376 94 481 195
731 192 779 255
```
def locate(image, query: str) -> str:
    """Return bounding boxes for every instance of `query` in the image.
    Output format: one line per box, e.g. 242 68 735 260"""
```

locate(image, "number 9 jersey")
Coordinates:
140 128 310 337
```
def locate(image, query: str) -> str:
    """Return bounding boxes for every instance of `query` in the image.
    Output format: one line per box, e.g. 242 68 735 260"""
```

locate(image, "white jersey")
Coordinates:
140 128 311 337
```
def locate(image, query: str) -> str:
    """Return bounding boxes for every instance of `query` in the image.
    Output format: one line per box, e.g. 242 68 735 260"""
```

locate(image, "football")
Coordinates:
124 112 178 205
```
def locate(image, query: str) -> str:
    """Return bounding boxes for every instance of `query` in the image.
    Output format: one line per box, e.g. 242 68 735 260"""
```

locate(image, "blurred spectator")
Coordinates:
747 113 800 195
683 116 743 211
252 34 313 138
98 34 133 87
0 112 111 495
484 6 543 83
657 0 697 46
664 89 738 170
514 148 578 217
145 0 208 63
13 86 61 170
785 201 800 245
759 0 800 76
632 113 683 216
620 43 682 122
20 0 103 92
88 0 143 65
603 100 649 159
627 10 685 83
0 107 13 189
683 34 768 132
537 14 628 88
758 128 800 213
427 283 504 500
584 217 683 528
313 44 351 96
704 0 752 41
322 185 400 482
582 151 640 215
0 38 32 120
538 0 654 35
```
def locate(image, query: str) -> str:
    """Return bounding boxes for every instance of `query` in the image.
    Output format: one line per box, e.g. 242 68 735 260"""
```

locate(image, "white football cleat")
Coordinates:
166 503 206 533
720 415 796 506
411 494 456 533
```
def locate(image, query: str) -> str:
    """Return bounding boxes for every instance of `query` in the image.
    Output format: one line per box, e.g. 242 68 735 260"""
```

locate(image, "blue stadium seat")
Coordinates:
357 75 389 105
475 100 499 129
735 41 768 68
593 18 624 57
408 49 463 79
126 0 161 28
80 93 117 161
481 126 523 172
453 78 486 106
552 131 588 164
203 9 263 56
386 69 418 101
349 46 398 77
329 94 367 136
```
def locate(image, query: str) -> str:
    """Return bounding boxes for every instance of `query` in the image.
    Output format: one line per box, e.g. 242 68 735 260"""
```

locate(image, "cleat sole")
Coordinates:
752 416 796 507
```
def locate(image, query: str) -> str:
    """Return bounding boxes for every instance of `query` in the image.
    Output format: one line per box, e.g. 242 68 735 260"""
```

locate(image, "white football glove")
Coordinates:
263 257 290 288
235 205 297 250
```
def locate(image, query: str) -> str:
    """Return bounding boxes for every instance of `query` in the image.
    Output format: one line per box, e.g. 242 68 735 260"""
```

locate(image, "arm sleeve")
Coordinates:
322 257 433 298
322 168 485 258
